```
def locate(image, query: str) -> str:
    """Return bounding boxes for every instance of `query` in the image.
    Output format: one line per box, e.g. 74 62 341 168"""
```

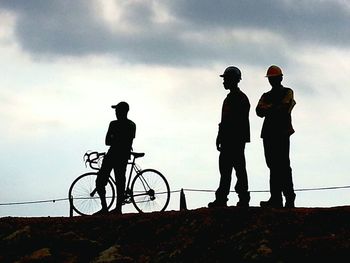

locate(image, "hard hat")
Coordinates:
265 65 283 77
220 66 242 80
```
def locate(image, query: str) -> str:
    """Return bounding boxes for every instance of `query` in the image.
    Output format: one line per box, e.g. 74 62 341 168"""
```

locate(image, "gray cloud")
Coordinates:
1 0 112 55
166 0 350 45
1 0 349 66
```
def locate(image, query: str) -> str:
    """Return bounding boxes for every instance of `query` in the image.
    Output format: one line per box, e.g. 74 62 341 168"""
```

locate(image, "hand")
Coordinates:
260 103 273 110
216 137 221 152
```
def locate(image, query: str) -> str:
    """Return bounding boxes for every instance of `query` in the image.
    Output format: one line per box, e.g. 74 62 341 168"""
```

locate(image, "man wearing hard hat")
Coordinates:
256 65 296 208
209 66 251 208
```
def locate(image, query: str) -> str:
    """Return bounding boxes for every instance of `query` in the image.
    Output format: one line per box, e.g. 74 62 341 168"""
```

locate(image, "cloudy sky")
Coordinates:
1 0 350 217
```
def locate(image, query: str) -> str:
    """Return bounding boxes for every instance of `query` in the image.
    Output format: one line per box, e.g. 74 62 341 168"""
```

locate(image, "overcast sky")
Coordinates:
1 0 350 217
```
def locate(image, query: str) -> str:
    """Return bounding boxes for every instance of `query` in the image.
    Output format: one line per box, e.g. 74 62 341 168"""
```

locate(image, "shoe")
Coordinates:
236 201 249 207
285 201 295 208
208 200 227 208
260 200 283 208
285 194 296 208
237 192 250 207
93 208 109 215
109 208 122 215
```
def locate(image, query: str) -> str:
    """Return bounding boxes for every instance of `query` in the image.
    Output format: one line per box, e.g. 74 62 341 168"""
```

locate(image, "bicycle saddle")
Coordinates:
131 152 145 158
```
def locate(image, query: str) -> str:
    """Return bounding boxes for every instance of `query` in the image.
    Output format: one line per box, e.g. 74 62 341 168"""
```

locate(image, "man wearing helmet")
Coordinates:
94 101 136 215
256 65 296 208
208 66 251 208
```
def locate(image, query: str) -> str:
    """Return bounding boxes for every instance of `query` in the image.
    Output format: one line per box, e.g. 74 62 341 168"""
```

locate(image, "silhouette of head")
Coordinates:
266 65 283 88
220 66 241 90
111 101 129 120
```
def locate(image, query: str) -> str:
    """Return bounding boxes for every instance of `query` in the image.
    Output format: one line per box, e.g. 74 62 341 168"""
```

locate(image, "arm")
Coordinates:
282 89 296 113
216 124 222 151
105 123 113 146
256 89 295 117
256 94 272 118
275 89 296 113
243 94 250 119
128 123 136 151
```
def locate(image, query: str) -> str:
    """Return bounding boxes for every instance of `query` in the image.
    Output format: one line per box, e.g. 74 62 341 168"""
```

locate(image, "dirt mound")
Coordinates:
1 206 350 262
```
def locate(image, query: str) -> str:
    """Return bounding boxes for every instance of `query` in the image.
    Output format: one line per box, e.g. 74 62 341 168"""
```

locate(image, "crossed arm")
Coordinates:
256 89 295 118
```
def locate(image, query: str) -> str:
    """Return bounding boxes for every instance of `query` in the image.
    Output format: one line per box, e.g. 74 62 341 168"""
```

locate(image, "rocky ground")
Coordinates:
1 206 350 262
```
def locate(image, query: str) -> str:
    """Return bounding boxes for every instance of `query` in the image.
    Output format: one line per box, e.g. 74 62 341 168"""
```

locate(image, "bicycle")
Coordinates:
68 151 170 215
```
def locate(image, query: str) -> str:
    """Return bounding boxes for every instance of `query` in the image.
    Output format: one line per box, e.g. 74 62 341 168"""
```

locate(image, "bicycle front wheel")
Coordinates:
68 172 115 216
130 169 170 213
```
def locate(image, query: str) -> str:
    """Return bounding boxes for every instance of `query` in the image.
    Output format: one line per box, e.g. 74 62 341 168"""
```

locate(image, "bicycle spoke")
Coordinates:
68 173 115 216
130 169 170 213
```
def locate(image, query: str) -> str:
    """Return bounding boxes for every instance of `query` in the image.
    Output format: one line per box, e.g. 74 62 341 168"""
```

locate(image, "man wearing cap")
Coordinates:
208 66 251 208
94 101 136 215
256 65 296 208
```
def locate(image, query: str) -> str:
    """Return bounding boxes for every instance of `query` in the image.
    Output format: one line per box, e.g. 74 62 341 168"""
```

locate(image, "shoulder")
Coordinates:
230 89 249 99
107 120 118 131
283 87 294 97
127 119 136 128
238 90 250 105
284 87 293 93
260 91 270 98
109 120 118 126
240 90 249 99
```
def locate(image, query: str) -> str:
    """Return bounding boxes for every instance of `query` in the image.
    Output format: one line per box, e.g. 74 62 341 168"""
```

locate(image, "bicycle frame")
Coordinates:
85 151 151 201
125 155 143 191
106 155 145 200
124 156 156 201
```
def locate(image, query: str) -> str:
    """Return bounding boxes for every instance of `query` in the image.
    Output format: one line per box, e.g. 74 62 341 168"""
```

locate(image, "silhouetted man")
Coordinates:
95 102 136 215
208 66 251 208
256 65 296 208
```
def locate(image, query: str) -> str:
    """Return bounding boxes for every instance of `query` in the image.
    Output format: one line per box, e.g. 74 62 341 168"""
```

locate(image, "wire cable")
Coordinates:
0 198 69 206
1 185 350 206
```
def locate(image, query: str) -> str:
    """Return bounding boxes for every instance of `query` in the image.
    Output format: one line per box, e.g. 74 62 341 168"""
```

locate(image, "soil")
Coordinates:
1 206 350 262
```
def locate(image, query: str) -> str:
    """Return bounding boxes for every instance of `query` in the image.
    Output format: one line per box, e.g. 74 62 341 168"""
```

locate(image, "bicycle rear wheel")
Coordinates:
130 169 170 213
68 172 115 216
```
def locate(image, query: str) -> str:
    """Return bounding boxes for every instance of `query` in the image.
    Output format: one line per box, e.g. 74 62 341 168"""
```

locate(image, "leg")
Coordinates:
279 137 295 207
112 157 128 214
232 143 250 206
95 154 113 213
216 150 234 202
261 138 283 208
209 150 233 207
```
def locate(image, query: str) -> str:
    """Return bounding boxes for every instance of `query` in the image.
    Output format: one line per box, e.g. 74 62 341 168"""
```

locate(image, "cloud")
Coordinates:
1 0 349 66
166 0 350 45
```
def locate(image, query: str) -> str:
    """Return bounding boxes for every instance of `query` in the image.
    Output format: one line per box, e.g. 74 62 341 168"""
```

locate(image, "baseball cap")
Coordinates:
111 101 129 111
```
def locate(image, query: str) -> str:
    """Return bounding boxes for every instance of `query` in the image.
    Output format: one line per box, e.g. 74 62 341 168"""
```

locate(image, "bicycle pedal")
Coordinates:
123 199 132 204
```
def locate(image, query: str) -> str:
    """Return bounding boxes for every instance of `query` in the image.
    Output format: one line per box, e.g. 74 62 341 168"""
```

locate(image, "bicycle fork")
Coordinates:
134 175 155 200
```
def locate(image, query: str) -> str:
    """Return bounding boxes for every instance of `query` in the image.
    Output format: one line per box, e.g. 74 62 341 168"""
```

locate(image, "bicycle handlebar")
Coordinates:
83 151 145 170
83 151 106 170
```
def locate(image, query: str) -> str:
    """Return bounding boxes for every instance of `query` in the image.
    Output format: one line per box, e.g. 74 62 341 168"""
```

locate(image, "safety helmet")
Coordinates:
220 66 242 80
265 65 283 77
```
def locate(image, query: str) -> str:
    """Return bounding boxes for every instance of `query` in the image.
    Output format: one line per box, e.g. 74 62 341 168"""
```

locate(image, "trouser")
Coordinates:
95 150 129 210
216 142 249 202
263 136 295 203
